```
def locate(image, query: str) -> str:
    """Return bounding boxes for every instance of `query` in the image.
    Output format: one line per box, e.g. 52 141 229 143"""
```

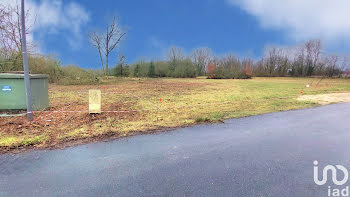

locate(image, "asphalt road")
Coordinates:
1 103 350 197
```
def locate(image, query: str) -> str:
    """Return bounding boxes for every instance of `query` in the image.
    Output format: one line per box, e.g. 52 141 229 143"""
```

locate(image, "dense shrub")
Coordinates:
0 51 23 72
129 59 197 78
57 65 99 85
148 61 156 77
207 55 252 79
173 59 196 78
114 64 130 77
28 55 64 83
133 64 140 77
0 54 99 85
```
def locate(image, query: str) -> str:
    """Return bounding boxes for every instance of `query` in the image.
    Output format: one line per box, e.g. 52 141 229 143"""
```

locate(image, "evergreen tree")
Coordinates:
115 64 130 77
115 64 123 77
148 61 155 78
123 66 130 77
134 64 140 77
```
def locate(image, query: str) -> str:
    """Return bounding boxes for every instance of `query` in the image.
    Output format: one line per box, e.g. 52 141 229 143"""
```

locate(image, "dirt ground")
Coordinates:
298 92 350 105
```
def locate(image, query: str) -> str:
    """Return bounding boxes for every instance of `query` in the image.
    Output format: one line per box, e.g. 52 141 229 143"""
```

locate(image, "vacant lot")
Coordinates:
1 77 350 152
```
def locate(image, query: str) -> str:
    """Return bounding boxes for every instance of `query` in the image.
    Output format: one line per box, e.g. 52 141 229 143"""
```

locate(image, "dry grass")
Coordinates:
1 77 350 152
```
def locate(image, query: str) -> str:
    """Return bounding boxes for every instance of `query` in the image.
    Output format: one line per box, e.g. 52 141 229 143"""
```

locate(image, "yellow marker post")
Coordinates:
89 90 101 114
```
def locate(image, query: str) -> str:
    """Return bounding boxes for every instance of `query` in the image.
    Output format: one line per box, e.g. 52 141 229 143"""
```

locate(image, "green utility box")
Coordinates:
0 73 49 110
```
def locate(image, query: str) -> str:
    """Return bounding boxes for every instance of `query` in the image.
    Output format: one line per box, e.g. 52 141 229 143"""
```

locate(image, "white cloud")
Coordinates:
147 36 170 59
228 0 350 43
1 0 89 51
149 36 167 51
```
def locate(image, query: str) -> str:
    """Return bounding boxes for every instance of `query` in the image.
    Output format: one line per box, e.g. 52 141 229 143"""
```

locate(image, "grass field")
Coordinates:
1 77 350 152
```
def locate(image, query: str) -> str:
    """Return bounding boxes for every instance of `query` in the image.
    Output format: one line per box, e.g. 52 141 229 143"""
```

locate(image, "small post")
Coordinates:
21 0 33 121
89 90 101 114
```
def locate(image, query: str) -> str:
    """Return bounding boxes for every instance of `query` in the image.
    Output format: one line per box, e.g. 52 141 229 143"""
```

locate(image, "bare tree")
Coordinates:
220 53 242 78
0 5 8 29
325 55 338 77
116 53 126 76
291 45 307 76
104 17 126 75
266 47 291 77
264 47 279 76
166 46 185 71
337 56 349 77
0 2 35 72
88 32 104 73
89 16 126 76
304 39 321 76
191 47 213 75
0 2 34 55
340 56 349 71
167 46 185 61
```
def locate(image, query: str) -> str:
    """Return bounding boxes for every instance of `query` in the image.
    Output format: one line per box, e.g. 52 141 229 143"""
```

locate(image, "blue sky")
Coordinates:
7 0 350 68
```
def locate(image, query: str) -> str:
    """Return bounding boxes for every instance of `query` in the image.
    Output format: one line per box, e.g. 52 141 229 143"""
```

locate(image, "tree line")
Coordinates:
110 40 348 79
253 40 348 78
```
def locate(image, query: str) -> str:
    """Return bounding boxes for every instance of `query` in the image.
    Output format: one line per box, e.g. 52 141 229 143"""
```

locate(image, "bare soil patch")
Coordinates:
298 93 350 105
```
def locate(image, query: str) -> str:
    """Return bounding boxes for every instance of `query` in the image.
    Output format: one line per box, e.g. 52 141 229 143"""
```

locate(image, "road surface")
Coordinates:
1 103 350 196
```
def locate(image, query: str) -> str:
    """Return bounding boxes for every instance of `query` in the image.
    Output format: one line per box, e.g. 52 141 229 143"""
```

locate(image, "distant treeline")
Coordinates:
111 40 349 79
115 58 251 79
112 47 251 79
251 40 347 78
114 60 197 78
1 40 349 85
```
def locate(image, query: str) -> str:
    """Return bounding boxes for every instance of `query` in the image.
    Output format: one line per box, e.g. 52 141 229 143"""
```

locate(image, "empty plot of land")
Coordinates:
1 77 350 152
